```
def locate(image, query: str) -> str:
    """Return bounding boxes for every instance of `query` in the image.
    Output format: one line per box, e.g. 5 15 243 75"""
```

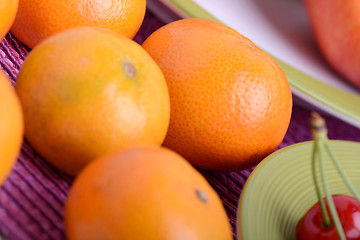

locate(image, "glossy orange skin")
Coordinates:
0 0 18 41
65 146 233 240
304 0 360 88
142 18 293 171
0 70 23 185
15 27 170 175
10 0 145 48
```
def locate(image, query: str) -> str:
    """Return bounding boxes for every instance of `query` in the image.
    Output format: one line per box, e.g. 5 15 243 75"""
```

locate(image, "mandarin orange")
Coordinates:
15 27 170 175
142 18 293 171
10 0 145 48
0 70 23 185
0 0 18 41
65 146 233 240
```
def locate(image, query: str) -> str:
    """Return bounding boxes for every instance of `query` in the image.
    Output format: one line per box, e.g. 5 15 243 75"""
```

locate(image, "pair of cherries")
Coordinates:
296 113 360 240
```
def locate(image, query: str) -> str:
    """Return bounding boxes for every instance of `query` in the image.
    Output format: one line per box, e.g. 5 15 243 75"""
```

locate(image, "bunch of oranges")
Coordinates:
0 0 292 239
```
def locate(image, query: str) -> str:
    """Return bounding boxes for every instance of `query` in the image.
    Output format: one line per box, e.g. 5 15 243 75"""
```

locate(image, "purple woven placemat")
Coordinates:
1 10 360 240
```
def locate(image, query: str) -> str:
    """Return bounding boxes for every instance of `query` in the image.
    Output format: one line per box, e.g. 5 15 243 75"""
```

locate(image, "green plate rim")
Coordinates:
236 140 360 239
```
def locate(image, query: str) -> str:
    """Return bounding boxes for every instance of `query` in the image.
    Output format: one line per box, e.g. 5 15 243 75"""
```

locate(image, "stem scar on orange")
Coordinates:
0 70 24 186
15 27 170 175
0 0 18 41
65 146 233 240
10 0 146 49
142 18 293 171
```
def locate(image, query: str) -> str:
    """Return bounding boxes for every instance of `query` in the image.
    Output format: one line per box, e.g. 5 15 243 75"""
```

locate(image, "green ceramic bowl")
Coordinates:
237 140 360 240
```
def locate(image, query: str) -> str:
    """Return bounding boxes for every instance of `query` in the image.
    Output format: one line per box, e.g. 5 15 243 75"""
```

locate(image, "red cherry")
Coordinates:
296 194 360 240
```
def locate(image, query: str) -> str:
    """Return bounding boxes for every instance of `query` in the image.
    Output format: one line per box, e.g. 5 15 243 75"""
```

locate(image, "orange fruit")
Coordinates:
10 0 145 49
0 70 23 185
142 18 293 171
15 27 170 175
65 146 233 240
0 0 18 41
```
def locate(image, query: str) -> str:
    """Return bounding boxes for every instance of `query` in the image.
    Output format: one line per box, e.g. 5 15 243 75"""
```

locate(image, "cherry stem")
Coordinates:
310 112 346 240
324 141 360 202
318 142 345 239
311 142 331 226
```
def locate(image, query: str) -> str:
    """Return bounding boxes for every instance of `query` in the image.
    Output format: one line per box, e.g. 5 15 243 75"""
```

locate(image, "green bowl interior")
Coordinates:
237 140 360 240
